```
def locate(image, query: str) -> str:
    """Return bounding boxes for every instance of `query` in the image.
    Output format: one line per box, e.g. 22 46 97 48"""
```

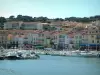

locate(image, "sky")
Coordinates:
0 0 100 18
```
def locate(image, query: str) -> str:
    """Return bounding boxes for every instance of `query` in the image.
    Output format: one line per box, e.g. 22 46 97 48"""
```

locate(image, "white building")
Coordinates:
58 34 71 50
4 21 23 29
4 22 43 30
24 32 39 45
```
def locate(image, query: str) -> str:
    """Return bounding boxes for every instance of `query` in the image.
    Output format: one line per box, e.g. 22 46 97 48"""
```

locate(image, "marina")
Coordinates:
0 0 100 75
0 47 100 60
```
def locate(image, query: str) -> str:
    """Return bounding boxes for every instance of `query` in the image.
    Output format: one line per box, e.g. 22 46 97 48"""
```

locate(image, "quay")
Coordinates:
33 49 100 57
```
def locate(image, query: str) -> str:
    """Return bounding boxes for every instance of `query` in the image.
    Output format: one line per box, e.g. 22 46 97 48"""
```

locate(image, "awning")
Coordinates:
35 46 44 49
80 44 100 46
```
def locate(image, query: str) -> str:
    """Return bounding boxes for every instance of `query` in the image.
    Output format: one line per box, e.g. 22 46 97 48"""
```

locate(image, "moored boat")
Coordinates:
0 56 4 60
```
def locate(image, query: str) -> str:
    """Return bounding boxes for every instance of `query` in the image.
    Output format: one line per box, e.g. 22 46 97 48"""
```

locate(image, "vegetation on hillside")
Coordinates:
0 15 100 29
7 15 100 23
0 17 7 29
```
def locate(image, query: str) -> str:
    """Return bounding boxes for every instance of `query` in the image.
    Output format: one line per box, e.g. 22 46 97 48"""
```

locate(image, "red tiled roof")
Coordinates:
8 30 43 34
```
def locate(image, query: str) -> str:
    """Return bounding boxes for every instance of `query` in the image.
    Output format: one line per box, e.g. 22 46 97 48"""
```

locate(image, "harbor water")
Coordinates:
0 55 100 75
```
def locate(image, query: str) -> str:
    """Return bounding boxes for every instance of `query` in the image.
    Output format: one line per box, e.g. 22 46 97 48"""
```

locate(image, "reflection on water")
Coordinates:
0 55 100 75
0 68 21 75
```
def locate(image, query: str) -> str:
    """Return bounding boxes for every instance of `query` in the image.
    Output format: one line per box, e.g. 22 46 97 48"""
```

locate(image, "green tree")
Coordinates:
22 16 33 22
54 18 64 21
8 15 16 21
16 15 23 21
0 17 7 29
9 15 15 20
3 15 100 23
33 16 48 22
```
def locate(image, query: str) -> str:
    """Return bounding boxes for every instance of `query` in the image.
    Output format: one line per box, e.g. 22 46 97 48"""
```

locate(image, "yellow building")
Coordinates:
86 25 100 50
79 23 100 50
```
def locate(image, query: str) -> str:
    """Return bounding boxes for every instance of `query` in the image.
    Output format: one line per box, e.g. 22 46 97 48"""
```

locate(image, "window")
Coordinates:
97 40 99 43
96 31 98 33
92 40 94 43
91 35 94 38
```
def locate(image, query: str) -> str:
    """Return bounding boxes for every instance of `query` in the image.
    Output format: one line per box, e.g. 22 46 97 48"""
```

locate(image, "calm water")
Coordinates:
0 55 100 75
